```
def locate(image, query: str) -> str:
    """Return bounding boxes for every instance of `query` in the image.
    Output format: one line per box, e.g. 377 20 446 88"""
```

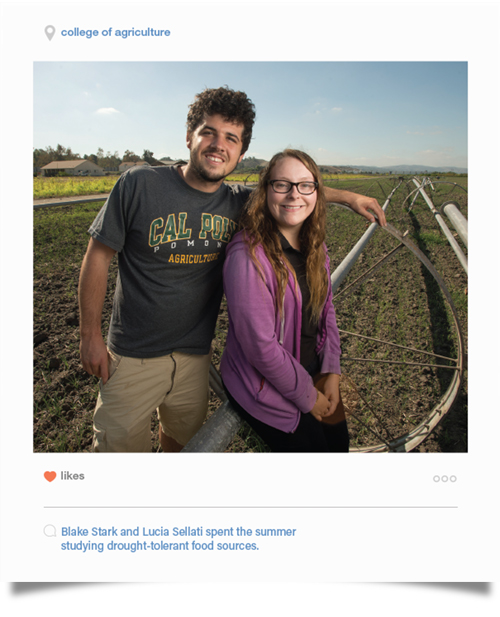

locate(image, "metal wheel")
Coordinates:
332 220 464 452
326 177 467 452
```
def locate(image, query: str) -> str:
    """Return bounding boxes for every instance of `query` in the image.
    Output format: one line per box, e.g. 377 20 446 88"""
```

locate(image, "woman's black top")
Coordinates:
279 234 319 369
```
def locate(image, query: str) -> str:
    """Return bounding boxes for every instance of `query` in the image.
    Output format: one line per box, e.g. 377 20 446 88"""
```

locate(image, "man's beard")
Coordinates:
190 160 227 184
189 148 238 184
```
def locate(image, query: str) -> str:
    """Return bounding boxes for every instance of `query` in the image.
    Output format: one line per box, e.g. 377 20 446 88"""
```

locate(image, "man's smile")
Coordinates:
205 153 225 164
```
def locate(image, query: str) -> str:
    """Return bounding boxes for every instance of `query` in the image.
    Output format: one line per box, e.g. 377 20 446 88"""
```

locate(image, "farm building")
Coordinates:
40 160 104 177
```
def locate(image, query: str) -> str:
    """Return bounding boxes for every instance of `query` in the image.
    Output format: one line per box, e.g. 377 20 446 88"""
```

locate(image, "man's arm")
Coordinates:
78 237 117 384
323 186 387 227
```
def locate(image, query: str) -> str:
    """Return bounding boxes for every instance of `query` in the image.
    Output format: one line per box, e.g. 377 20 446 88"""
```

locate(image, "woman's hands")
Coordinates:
322 373 340 416
310 374 341 422
310 389 330 422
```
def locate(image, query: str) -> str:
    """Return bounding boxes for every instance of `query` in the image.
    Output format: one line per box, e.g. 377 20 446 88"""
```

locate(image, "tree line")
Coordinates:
33 144 175 172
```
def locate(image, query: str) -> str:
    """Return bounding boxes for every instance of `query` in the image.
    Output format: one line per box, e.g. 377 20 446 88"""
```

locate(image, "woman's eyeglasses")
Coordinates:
269 180 318 195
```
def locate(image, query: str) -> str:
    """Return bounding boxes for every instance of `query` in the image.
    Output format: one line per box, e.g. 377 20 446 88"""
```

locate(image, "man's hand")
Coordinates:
323 186 387 226
78 238 117 384
349 194 387 227
80 333 110 384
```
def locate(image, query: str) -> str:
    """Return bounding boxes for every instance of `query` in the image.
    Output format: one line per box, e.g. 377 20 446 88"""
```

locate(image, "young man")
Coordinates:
79 86 385 453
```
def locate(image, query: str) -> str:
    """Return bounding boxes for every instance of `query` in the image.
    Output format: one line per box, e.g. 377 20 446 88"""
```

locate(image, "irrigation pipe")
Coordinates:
440 200 468 248
412 178 468 275
182 400 242 453
330 181 402 294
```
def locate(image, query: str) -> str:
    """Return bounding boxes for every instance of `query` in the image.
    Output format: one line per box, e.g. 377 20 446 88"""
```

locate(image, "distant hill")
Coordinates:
319 165 358 174
235 159 359 174
235 157 268 171
235 159 467 175
347 164 467 174
158 156 467 176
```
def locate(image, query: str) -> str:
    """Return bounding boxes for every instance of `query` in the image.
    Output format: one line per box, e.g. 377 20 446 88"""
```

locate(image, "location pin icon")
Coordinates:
45 25 55 41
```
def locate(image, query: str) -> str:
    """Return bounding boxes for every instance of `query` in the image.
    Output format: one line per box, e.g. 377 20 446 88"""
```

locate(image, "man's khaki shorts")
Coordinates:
92 349 212 452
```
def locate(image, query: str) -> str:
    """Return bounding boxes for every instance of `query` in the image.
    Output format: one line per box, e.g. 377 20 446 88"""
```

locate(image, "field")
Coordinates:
33 175 468 453
33 175 119 199
225 172 393 184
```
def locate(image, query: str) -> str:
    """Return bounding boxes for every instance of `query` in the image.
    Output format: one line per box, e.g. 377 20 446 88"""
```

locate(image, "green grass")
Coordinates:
34 202 105 273
411 230 449 246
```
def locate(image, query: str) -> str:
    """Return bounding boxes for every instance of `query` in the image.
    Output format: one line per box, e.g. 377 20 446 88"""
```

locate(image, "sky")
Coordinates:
33 61 467 169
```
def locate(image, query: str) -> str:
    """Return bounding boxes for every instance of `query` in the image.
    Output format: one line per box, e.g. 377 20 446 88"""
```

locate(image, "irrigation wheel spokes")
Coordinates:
403 178 468 213
330 214 465 452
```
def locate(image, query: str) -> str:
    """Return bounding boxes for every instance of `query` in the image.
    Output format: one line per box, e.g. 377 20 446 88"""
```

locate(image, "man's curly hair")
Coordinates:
186 86 256 154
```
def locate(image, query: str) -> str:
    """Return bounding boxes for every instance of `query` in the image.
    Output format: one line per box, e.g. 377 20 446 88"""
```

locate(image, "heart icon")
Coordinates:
44 471 57 483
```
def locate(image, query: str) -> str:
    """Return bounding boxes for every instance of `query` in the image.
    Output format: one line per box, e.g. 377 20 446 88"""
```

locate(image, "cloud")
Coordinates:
306 102 342 117
406 127 443 136
411 147 466 168
95 107 120 115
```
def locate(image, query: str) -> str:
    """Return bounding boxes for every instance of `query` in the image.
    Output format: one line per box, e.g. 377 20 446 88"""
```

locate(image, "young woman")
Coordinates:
220 149 349 452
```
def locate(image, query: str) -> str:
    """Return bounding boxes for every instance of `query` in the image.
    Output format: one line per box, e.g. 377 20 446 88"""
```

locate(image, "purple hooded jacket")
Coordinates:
220 230 341 433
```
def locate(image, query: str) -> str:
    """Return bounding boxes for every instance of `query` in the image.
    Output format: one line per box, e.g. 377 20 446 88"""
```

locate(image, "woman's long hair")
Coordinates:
239 149 328 323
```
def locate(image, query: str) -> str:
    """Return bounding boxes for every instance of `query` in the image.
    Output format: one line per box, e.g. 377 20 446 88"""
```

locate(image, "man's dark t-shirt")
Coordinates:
89 165 251 358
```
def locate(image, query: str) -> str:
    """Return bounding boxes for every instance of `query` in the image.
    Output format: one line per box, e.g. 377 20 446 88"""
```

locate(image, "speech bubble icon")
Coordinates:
45 25 55 41
44 471 56 482
44 525 57 538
